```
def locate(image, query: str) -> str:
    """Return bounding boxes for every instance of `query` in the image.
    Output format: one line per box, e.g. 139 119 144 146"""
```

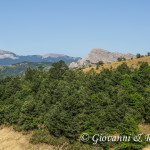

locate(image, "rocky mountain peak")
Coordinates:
69 48 135 69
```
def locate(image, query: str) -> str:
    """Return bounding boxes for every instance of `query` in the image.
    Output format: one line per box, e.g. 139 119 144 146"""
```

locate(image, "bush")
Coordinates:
18 97 39 130
30 129 68 147
96 65 99 70
98 61 104 65
117 57 122 62
136 53 141 58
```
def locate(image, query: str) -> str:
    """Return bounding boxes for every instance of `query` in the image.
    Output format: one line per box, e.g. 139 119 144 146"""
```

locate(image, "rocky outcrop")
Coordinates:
69 48 135 69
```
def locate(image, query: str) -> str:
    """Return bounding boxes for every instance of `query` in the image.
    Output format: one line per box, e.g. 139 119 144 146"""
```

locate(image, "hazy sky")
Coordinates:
0 0 150 57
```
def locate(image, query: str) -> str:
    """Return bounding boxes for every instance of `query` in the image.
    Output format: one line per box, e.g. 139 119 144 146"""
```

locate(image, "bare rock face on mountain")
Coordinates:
69 48 135 69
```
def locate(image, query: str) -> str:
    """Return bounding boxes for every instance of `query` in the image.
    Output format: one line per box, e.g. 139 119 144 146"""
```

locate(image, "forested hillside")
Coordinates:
0 60 150 150
0 62 52 76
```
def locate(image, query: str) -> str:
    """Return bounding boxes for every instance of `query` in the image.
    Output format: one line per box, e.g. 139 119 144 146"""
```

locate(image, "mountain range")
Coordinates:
0 49 81 65
0 48 136 76
69 48 136 69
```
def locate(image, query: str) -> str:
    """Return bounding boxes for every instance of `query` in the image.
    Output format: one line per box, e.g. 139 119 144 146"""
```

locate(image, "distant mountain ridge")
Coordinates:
0 49 81 65
69 48 135 69
0 62 53 76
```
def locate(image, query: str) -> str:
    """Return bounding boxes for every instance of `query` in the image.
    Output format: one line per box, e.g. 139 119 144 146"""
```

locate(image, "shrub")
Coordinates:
98 61 104 65
136 53 141 58
30 129 68 147
96 65 99 70
117 57 122 62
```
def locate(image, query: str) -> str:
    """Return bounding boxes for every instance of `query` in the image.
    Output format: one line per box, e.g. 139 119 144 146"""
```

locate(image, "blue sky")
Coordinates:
0 0 150 57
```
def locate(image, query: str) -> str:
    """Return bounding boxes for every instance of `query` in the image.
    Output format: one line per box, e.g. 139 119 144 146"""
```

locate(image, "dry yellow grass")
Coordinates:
83 56 150 73
0 66 3 69
1 126 150 150
139 124 150 135
143 145 150 150
0 126 55 150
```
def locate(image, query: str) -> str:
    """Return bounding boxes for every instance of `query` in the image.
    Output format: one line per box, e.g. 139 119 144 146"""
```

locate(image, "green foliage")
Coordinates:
119 114 146 149
136 53 141 58
30 129 68 147
117 57 126 62
0 61 150 149
19 96 39 130
96 65 99 70
0 62 53 77
119 114 139 136
49 60 69 79
117 63 131 75
130 92 143 107
117 57 122 61
123 57 126 61
98 61 104 65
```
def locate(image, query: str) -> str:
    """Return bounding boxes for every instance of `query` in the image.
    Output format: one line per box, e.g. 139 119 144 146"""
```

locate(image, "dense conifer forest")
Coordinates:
0 60 150 150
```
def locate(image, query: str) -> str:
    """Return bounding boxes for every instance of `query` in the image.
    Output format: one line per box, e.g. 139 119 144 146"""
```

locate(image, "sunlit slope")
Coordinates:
83 56 150 73
0 125 150 150
0 127 54 150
